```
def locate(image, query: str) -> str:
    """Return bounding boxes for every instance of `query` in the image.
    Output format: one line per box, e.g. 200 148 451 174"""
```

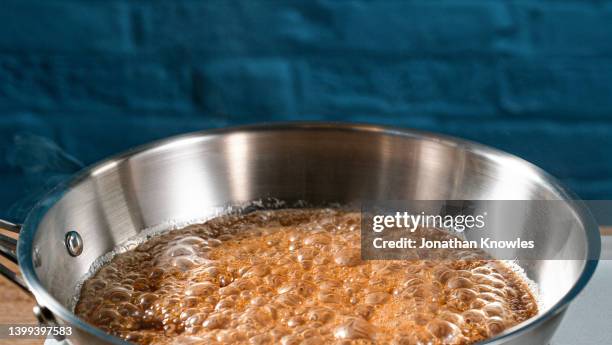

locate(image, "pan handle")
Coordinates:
0 219 29 292
0 220 63 340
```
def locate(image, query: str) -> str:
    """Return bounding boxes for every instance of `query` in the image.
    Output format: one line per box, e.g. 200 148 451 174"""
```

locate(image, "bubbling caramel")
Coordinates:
76 209 538 345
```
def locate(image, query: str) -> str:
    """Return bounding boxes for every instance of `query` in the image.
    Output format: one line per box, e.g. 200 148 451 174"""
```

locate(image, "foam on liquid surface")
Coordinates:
75 209 538 345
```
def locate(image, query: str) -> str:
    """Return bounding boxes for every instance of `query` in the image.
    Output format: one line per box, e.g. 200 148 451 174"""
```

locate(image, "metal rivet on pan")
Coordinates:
65 231 83 257
33 246 41 267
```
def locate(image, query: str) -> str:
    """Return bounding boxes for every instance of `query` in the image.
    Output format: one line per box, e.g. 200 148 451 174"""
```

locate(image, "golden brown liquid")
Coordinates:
76 209 538 345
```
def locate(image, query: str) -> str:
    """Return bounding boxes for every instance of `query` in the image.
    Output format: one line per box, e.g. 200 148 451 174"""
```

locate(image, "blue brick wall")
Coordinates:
1 0 612 220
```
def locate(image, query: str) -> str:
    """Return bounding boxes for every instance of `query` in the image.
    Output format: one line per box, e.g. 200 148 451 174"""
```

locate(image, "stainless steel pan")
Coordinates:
0 123 600 344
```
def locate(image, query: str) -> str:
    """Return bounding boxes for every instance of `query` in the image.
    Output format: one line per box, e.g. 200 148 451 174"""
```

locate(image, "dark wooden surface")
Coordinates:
0 259 40 345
